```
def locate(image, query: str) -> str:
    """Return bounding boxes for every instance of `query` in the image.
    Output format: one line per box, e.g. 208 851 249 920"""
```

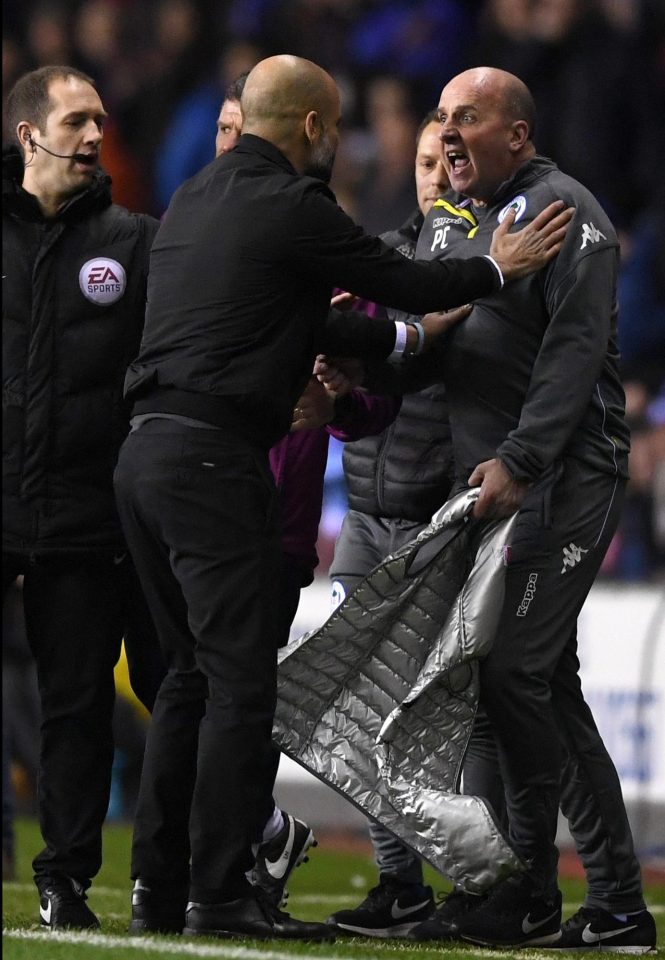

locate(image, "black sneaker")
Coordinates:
406 888 486 941
38 877 100 930
327 879 435 937
251 811 316 907
183 891 335 941
128 878 188 934
453 874 562 947
553 905 657 953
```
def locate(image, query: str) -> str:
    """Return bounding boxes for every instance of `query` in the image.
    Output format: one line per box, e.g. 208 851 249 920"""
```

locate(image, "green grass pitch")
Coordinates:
3 818 664 958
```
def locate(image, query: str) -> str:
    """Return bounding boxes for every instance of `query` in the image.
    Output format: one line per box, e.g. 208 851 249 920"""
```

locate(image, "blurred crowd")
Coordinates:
3 0 665 580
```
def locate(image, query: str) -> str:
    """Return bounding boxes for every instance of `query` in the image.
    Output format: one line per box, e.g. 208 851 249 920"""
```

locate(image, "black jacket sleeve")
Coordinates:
321 307 397 358
291 183 500 313
362 339 448 395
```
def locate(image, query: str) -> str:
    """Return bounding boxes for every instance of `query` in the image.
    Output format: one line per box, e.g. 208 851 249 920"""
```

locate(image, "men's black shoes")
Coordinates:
327 879 435 937
183 892 335 940
128 878 188 934
251 811 316 907
451 874 562 947
553 905 657 953
406 888 486 941
38 877 100 930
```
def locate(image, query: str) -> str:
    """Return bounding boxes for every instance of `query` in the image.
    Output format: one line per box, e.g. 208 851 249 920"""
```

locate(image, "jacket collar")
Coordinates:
232 133 299 176
2 144 113 223
449 155 560 212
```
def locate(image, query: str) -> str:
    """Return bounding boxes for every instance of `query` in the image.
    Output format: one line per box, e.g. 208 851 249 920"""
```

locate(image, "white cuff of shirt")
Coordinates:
389 320 408 361
484 255 504 288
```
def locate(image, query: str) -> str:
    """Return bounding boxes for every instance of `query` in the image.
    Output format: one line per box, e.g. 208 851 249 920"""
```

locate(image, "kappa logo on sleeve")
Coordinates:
79 257 126 305
579 222 607 250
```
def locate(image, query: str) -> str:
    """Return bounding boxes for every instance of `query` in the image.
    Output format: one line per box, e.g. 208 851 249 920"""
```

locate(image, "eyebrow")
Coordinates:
62 110 108 122
439 103 477 115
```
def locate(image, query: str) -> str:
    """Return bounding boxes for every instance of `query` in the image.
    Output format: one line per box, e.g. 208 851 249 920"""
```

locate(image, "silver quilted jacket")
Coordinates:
274 488 524 893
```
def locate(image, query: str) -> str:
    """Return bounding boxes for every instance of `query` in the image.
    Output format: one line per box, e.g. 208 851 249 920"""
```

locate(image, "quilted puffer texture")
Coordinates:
274 488 524 892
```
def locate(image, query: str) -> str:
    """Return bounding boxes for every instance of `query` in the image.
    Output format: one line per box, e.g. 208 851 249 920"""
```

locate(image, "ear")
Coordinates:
509 119 530 152
17 122 35 153
304 110 319 144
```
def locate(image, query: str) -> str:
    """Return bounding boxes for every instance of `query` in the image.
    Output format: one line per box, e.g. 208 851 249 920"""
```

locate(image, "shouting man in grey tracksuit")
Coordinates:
356 67 655 953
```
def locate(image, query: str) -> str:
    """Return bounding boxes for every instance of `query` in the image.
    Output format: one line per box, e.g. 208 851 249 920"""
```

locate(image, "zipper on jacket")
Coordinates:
374 422 396 515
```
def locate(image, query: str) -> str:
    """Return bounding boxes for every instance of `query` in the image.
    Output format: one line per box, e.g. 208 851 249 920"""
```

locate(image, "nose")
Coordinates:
83 119 103 145
439 117 458 143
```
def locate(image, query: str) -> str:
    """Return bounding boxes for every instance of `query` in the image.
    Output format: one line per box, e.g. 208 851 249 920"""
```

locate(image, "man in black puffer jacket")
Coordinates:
3 66 161 930
327 113 491 938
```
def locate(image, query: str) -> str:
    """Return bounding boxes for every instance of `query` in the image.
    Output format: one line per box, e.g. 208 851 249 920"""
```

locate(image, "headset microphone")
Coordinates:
27 136 93 164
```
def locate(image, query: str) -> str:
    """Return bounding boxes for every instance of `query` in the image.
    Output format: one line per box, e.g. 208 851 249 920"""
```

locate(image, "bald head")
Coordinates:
240 56 341 181
438 66 537 202
242 56 338 132
445 67 536 139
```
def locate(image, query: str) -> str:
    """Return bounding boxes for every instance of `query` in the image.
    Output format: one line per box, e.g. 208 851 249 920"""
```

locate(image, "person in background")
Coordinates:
3 65 163 930
325 111 481 938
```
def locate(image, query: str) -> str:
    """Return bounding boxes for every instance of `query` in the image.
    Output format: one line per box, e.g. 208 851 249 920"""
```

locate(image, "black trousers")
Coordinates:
114 420 282 902
1 550 162 888
479 458 644 911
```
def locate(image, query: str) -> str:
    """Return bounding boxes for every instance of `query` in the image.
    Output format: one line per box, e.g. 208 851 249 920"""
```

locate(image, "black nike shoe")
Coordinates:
38 877 100 930
406 888 486 941
452 874 562 947
553 905 657 953
327 879 435 937
251 811 316 907
183 890 335 941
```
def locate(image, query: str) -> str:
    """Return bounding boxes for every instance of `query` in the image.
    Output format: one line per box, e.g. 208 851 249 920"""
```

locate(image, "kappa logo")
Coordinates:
79 257 126 305
561 542 588 573
516 572 538 617
498 195 527 224
580 222 606 250
432 216 464 227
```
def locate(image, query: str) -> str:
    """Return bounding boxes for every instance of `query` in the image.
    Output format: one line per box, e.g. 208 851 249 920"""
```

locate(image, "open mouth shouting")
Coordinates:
446 150 470 175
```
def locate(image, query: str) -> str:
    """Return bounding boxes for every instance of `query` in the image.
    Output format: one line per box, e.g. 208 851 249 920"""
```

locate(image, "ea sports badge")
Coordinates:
79 257 126 305
498 195 527 224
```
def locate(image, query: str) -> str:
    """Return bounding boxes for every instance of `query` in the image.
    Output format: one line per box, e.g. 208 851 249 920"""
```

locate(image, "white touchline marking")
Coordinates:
0 928 579 960
3 929 332 960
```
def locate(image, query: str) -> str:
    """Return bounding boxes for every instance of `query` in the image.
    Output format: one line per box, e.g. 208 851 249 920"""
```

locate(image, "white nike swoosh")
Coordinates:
391 898 432 920
265 817 295 880
522 908 560 934
40 900 52 924
582 922 638 943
